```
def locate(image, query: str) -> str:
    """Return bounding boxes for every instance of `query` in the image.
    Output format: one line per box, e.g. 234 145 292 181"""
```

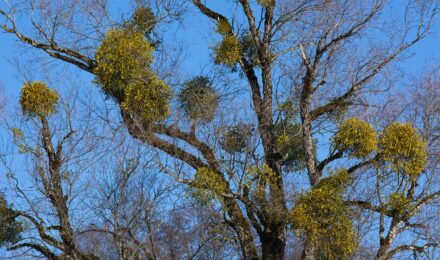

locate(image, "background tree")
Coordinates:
0 81 100 259
345 66 440 259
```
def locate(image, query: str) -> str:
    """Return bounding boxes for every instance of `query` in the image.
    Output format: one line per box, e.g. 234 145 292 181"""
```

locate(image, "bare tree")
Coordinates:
0 81 102 259
346 65 440 259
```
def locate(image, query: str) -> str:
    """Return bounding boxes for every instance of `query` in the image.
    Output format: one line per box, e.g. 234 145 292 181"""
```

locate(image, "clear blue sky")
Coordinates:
1 2 439 99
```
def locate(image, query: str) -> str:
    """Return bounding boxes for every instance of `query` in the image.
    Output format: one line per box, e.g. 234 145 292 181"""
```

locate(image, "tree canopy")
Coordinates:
0 1 439 259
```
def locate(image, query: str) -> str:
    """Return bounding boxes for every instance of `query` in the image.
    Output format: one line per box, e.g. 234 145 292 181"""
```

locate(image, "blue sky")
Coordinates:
1 1 439 99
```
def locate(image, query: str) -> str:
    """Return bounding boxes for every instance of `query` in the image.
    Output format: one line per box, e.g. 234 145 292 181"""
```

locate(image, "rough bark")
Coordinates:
376 219 401 260
40 117 95 259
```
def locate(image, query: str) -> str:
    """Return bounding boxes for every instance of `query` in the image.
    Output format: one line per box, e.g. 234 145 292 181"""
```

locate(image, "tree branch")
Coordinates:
386 243 439 259
8 242 58 260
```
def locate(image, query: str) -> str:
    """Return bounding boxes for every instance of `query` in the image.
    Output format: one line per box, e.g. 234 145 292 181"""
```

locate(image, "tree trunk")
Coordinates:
261 230 286 259
301 240 316 260
41 118 94 259
224 198 259 259
376 219 401 260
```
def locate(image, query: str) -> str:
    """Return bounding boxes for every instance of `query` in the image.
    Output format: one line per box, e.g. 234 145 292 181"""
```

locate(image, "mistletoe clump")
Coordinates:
190 167 227 203
94 29 171 123
379 123 427 178
0 194 23 246
387 192 416 220
248 164 279 184
290 169 358 259
240 33 260 66
94 29 154 100
19 81 58 117
334 117 377 158
220 124 252 153
130 7 157 35
122 75 171 122
213 20 242 66
178 76 219 122
274 121 307 171
215 35 242 66
274 102 309 171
